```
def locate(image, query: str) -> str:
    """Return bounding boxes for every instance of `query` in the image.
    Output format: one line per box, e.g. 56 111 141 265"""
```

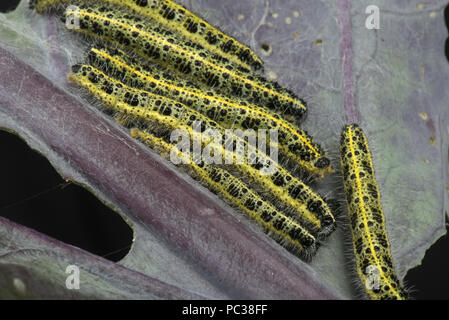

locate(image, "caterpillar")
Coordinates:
67 64 336 239
129 128 318 258
340 124 407 300
30 0 264 72
87 46 332 177
57 3 307 121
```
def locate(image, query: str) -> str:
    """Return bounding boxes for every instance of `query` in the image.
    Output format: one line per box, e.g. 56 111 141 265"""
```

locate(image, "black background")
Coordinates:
1 0 449 300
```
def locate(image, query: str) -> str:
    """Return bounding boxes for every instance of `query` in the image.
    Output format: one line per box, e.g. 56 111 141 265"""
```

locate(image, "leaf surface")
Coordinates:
0 0 448 299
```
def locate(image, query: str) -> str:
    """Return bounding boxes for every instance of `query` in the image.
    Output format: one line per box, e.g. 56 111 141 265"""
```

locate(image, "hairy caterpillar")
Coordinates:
129 128 318 258
31 0 264 72
340 124 407 300
87 46 332 176
58 4 307 121
67 64 336 239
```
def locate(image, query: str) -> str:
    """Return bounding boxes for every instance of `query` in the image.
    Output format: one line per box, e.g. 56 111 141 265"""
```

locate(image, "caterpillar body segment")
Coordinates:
340 124 407 300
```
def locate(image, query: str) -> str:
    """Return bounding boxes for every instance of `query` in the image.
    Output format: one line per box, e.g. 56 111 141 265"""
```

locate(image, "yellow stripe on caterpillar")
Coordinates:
67 64 336 238
130 128 318 258
87 46 332 176
340 124 407 300
60 4 307 120
31 0 264 72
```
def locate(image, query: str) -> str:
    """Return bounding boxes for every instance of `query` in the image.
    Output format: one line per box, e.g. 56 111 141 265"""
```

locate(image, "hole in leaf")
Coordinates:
260 42 272 56
0 0 20 13
0 130 133 262
404 226 449 299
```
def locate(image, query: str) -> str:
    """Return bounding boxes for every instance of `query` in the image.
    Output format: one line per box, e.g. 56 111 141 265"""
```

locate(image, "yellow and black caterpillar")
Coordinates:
57 3 307 121
340 124 407 300
31 0 264 72
130 128 318 259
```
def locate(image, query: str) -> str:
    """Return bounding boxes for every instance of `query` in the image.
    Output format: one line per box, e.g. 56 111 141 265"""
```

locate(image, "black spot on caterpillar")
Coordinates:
31 0 264 72
87 46 332 177
129 128 318 259
67 64 336 239
340 124 407 300
57 3 307 121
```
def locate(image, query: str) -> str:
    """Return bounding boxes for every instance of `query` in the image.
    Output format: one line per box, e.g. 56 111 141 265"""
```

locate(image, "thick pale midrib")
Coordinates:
92 48 320 156
73 10 305 110
347 127 401 299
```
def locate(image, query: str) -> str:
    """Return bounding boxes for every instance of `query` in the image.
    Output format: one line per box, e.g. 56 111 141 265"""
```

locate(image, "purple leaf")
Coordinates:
0 0 448 299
